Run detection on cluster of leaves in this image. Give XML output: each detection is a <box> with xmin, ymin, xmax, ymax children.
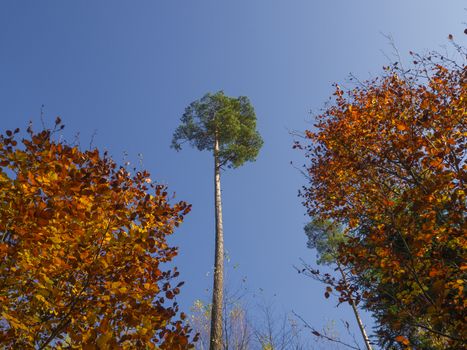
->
<box><xmin>0</xmin><ymin>121</ymin><xmax>195</xmax><ymax>349</ymax></box>
<box><xmin>305</xmin><ymin>219</ymin><xmax>347</xmax><ymax>266</ymax></box>
<box><xmin>302</xmin><ymin>220</ymin><xmax>356</xmax><ymax>303</ymax></box>
<box><xmin>171</xmin><ymin>91</ymin><xmax>263</xmax><ymax>168</ymax></box>
<box><xmin>300</xmin><ymin>54</ymin><xmax>466</xmax><ymax>349</ymax></box>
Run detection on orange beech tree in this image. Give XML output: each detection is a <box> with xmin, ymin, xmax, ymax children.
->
<box><xmin>0</xmin><ymin>120</ymin><xmax>194</xmax><ymax>349</ymax></box>
<box><xmin>299</xmin><ymin>52</ymin><xmax>466</xmax><ymax>349</ymax></box>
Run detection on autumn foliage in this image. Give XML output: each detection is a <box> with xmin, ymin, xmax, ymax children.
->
<box><xmin>0</xmin><ymin>121</ymin><xmax>194</xmax><ymax>349</ymax></box>
<box><xmin>300</xmin><ymin>55</ymin><xmax>466</xmax><ymax>349</ymax></box>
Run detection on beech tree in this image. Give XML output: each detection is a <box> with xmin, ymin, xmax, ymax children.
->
<box><xmin>0</xmin><ymin>121</ymin><xmax>194</xmax><ymax>349</ymax></box>
<box><xmin>172</xmin><ymin>91</ymin><xmax>263</xmax><ymax>350</ymax></box>
<box><xmin>300</xmin><ymin>51</ymin><xmax>466</xmax><ymax>349</ymax></box>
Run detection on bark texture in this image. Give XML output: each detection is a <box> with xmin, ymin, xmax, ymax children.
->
<box><xmin>210</xmin><ymin>136</ymin><xmax>224</xmax><ymax>350</ymax></box>
<box><xmin>338</xmin><ymin>264</ymin><xmax>373</xmax><ymax>350</ymax></box>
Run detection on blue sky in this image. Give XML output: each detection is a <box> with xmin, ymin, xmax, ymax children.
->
<box><xmin>1</xmin><ymin>1</ymin><xmax>465</xmax><ymax>348</ymax></box>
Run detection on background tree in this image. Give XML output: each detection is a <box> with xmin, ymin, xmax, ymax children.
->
<box><xmin>303</xmin><ymin>219</ymin><xmax>373</xmax><ymax>350</ymax></box>
<box><xmin>189</xmin><ymin>293</ymin><xmax>309</xmax><ymax>350</ymax></box>
<box><xmin>251</xmin><ymin>301</ymin><xmax>308</xmax><ymax>350</ymax></box>
<box><xmin>299</xmin><ymin>49</ymin><xmax>466</xmax><ymax>349</ymax></box>
<box><xmin>172</xmin><ymin>91</ymin><xmax>263</xmax><ymax>350</ymax></box>
<box><xmin>190</xmin><ymin>292</ymin><xmax>251</xmax><ymax>350</ymax></box>
<box><xmin>0</xmin><ymin>121</ymin><xmax>194</xmax><ymax>349</ymax></box>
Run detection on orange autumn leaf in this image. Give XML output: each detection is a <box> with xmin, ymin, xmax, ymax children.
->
<box><xmin>395</xmin><ymin>335</ymin><xmax>410</xmax><ymax>345</ymax></box>
<box><xmin>396</xmin><ymin>123</ymin><xmax>408</xmax><ymax>131</ymax></box>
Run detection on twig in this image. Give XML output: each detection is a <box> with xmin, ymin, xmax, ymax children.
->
<box><xmin>292</xmin><ymin>311</ymin><xmax>361</xmax><ymax>350</ymax></box>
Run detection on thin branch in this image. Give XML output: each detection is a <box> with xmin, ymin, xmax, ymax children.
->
<box><xmin>292</xmin><ymin>312</ymin><xmax>361</xmax><ymax>350</ymax></box>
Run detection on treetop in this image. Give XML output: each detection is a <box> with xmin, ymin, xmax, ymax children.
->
<box><xmin>172</xmin><ymin>91</ymin><xmax>263</xmax><ymax>168</ymax></box>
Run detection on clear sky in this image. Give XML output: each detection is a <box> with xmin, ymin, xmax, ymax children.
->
<box><xmin>1</xmin><ymin>1</ymin><xmax>465</xmax><ymax>348</ymax></box>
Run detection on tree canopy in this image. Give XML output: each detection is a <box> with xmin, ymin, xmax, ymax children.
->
<box><xmin>171</xmin><ymin>91</ymin><xmax>263</xmax><ymax>168</ymax></box>
<box><xmin>300</xmin><ymin>54</ymin><xmax>466</xmax><ymax>349</ymax></box>
<box><xmin>304</xmin><ymin>219</ymin><xmax>346</xmax><ymax>266</ymax></box>
<box><xmin>0</xmin><ymin>121</ymin><xmax>194</xmax><ymax>349</ymax></box>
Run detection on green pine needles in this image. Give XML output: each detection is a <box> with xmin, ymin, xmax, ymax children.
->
<box><xmin>171</xmin><ymin>91</ymin><xmax>263</xmax><ymax>168</ymax></box>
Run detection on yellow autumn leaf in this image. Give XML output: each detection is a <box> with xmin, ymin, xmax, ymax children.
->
<box><xmin>34</xmin><ymin>294</ymin><xmax>46</xmax><ymax>303</ymax></box>
<box><xmin>49</xmin><ymin>236</ymin><xmax>61</xmax><ymax>244</ymax></box>
<box><xmin>2</xmin><ymin>312</ymin><xmax>29</xmax><ymax>331</ymax></box>
<box><xmin>43</xmin><ymin>275</ymin><xmax>53</xmax><ymax>285</ymax></box>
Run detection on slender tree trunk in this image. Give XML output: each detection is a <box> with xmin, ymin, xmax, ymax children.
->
<box><xmin>337</xmin><ymin>263</ymin><xmax>373</xmax><ymax>350</ymax></box>
<box><xmin>210</xmin><ymin>135</ymin><xmax>224</xmax><ymax>350</ymax></box>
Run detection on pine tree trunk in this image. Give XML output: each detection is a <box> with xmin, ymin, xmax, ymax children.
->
<box><xmin>210</xmin><ymin>135</ymin><xmax>224</xmax><ymax>350</ymax></box>
<box><xmin>337</xmin><ymin>263</ymin><xmax>373</xmax><ymax>350</ymax></box>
